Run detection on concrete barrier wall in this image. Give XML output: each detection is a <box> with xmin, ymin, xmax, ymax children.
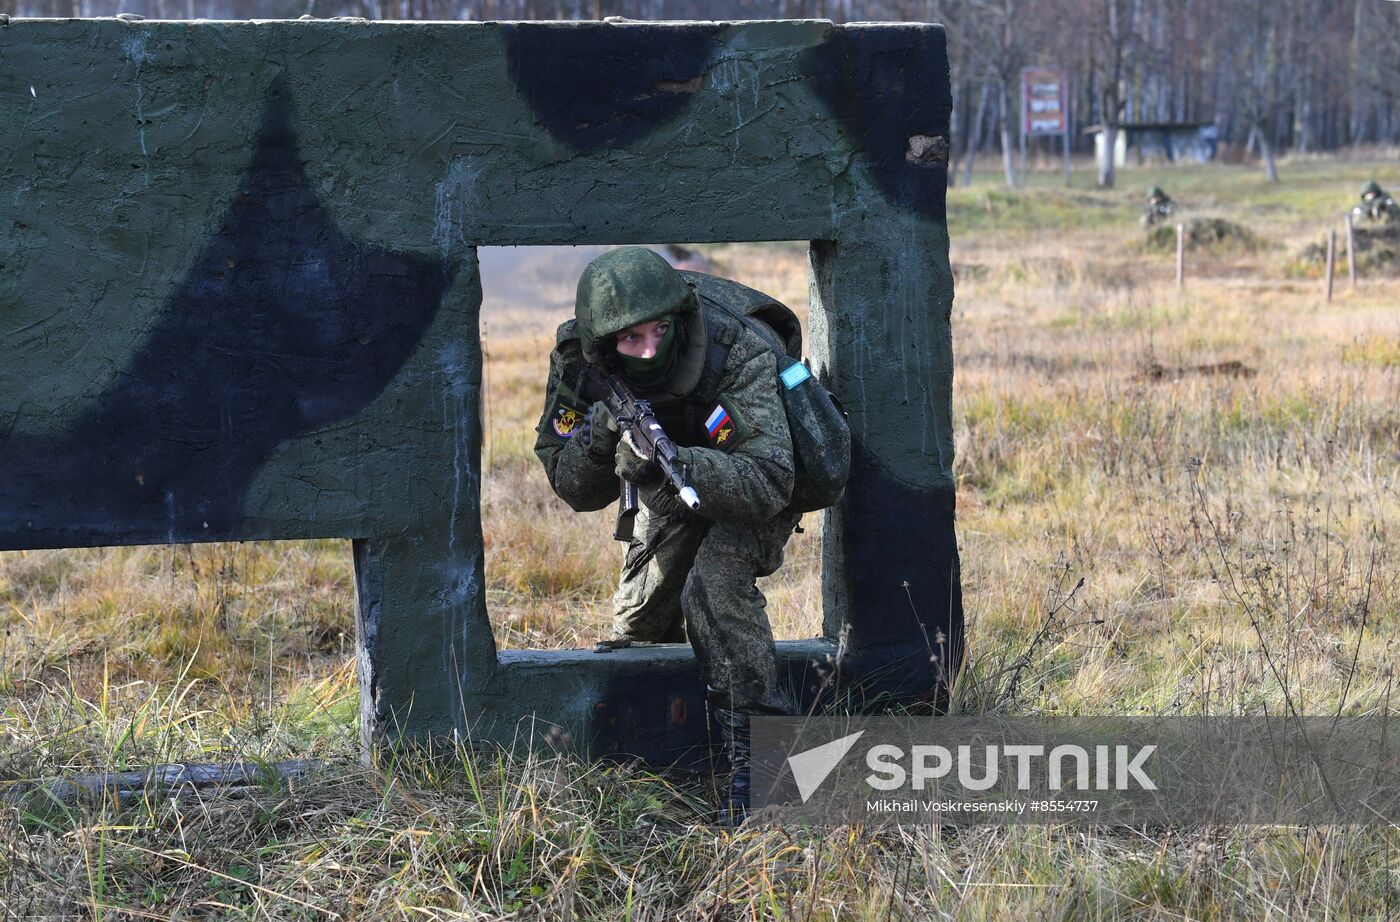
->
<box><xmin>0</xmin><ymin>17</ymin><xmax>961</xmax><ymax>761</ymax></box>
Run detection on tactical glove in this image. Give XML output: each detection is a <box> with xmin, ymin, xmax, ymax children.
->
<box><xmin>578</xmin><ymin>401</ymin><xmax>621</xmax><ymax>461</ymax></box>
<box><xmin>615</xmin><ymin>434</ymin><xmax>664</xmax><ymax>486</ymax></box>
<box><xmin>639</xmin><ymin>481</ymin><xmax>686</xmax><ymax>518</ymax></box>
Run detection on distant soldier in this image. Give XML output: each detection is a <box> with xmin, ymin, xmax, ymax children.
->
<box><xmin>1354</xmin><ymin>181</ymin><xmax>1397</xmax><ymax>224</ymax></box>
<box><xmin>1142</xmin><ymin>186</ymin><xmax>1174</xmax><ymax>226</ymax></box>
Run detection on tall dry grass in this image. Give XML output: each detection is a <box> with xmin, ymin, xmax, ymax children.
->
<box><xmin>2</xmin><ymin>154</ymin><xmax>1399</xmax><ymax>918</ymax></box>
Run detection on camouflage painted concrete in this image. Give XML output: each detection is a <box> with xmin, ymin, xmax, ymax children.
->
<box><xmin>0</xmin><ymin>17</ymin><xmax>962</xmax><ymax>764</ymax></box>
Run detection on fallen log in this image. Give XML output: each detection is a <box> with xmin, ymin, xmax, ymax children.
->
<box><xmin>1</xmin><ymin>759</ymin><xmax>320</xmax><ymax>808</ymax></box>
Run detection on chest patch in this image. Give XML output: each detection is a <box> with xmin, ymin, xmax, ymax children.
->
<box><xmin>704</xmin><ymin>403</ymin><xmax>738</xmax><ymax>449</ymax></box>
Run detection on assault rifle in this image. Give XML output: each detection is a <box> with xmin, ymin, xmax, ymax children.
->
<box><xmin>584</xmin><ymin>369</ymin><xmax>701</xmax><ymax>541</ymax></box>
<box><xmin>1354</xmin><ymin>194</ymin><xmax>1397</xmax><ymax>223</ymax></box>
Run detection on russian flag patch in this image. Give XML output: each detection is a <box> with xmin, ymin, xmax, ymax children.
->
<box><xmin>705</xmin><ymin>403</ymin><xmax>737</xmax><ymax>447</ymax></box>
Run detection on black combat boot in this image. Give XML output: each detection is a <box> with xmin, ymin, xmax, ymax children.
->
<box><xmin>712</xmin><ymin>705</ymin><xmax>752</xmax><ymax>827</ymax></box>
<box><xmin>709</xmin><ymin>685</ymin><xmax>793</xmax><ymax>827</ymax></box>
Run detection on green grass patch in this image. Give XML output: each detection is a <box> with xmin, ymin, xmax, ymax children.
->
<box><xmin>1342</xmin><ymin>335</ymin><xmax>1400</xmax><ymax>368</ymax></box>
<box><xmin>953</xmin><ymin>154</ymin><xmax>1400</xmax><ymax>243</ymax></box>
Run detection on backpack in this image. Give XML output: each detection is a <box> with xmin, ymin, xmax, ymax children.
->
<box><xmin>681</xmin><ymin>271</ymin><xmax>851</xmax><ymax>514</ymax></box>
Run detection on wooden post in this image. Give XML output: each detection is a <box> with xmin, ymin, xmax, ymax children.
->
<box><xmin>1345</xmin><ymin>211</ymin><xmax>1357</xmax><ymax>288</ymax></box>
<box><xmin>1175</xmin><ymin>223</ymin><xmax>1185</xmax><ymax>290</ymax></box>
<box><xmin>1019</xmin><ymin>124</ymin><xmax>1028</xmax><ymax>188</ymax></box>
<box><xmin>1325</xmin><ymin>228</ymin><xmax>1336</xmax><ymax>303</ymax></box>
<box><xmin>1062</xmin><ymin>84</ymin><xmax>1072</xmax><ymax>187</ymax></box>
<box><xmin>1062</xmin><ymin>130</ymin><xmax>1070</xmax><ymax>188</ymax></box>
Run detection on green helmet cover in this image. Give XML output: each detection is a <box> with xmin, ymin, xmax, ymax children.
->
<box><xmin>575</xmin><ymin>247</ymin><xmax>700</xmax><ymax>367</ymax></box>
<box><xmin>1362</xmin><ymin>180</ymin><xmax>1383</xmax><ymax>198</ymax></box>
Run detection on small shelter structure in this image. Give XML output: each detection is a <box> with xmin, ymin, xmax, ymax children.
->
<box><xmin>1087</xmin><ymin>122</ymin><xmax>1219</xmax><ymax>167</ymax></box>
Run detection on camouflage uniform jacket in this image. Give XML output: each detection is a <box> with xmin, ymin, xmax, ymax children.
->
<box><xmin>533</xmin><ymin>303</ymin><xmax>795</xmax><ymax>524</ymax></box>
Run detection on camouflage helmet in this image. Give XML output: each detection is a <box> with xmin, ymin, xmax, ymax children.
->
<box><xmin>575</xmin><ymin>247</ymin><xmax>700</xmax><ymax>367</ymax></box>
<box><xmin>1148</xmin><ymin>186</ymin><xmax>1167</xmax><ymax>201</ymax></box>
<box><xmin>1362</xmin><ymin>180</ymin><xmax>1383</xmax><ymax>199</ymax></box>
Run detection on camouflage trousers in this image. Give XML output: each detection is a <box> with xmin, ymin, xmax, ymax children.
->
<box><xmin>612</xmin><ymin>502</ymin><xmax>800</xmax><ymax>715</ymax></box>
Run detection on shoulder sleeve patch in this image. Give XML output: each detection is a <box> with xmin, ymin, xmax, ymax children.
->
<box><xmin>544</xmin><ymin>392</ymin><xmax>588</xmax><ymax>441</ymax></box>
<box><xmin>703</xmin><ymin>401</ymin><xmax>749</xmax><ymax>450</ymax></box>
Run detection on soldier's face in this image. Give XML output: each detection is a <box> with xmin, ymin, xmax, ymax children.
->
<box><xmin>614</xmin><ymin>318</ymin><xmax>672</xmax><ymax>359</ymax></box>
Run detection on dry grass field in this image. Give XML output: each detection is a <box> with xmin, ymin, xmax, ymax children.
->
<box><xmin>2</xmin><ymin>152</ymin><xmax>1398</xmax><ymax>919</ymax></box>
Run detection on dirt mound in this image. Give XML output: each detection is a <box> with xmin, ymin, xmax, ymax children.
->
<box><xmin>1136</xmin><ymin>359</ymin><xmax>1257</xmax><ymax>382</ymax></box>
<box><xmin>1293</xmin><ymin>221</ymin><xmax>1400</xmax><ymax>277</ymax></box>
<box><xmin>1145</xmin><ymin>218</ymin><xmax>1266</xmax><ymax>255</ymax></box>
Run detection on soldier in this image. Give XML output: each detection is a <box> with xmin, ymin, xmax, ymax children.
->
<box><xmin>1143</xmin><ymin>186</ymin><xmax>1174</xmax><ymax>226</ymax></box>
<box><xmin>1354</xmin><ymin>180</ymin><xmax>1397</xmax><ymax>223</ymax></box>
<box><xmin>533</xmin><ymin>246</ymin><xmax>800</xmax><ymax>825</ymax></box>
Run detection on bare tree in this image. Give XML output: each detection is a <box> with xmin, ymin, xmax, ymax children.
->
<box><xmin>1236</xmin><ymin>0</ymin><xmax>1288</xmax><ymax>182</ymax></box>
<box><xmin>943</xmin><ymin>0</ymin><xmax>1028</xmax><ymax>188</ymax></box>
<box><xmin>960</xmin><ymin>81</ymin><xmax>992</xmax><ymax>187</ymax></box>
<box><xmin>1090</xmin><ymin>0</ymin><xmax>1133</xmax><ymax>188</ymax></box>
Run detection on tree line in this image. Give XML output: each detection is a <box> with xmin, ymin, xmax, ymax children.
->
<box><xmin>935</xmin><ymin>0</ymin><xmax>1400</xmax><ymax>187</ymax></box>
<box><xmin>6</xmin><ymin>0</ymin><xmax>1397</xmax><ymax>187</ymax></box>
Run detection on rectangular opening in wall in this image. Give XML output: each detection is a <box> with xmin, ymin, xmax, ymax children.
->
<box><xmin>477</xmin><ymin>242</ymin><xmax>824</xmax><ymax>650</ymax></box>
<box><xmin>0</xmin><ymin>540</ymin><xmax>359</xmax><ymax>770</ymax></box>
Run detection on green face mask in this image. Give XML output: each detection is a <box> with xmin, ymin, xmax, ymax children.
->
<box><xmin>617</xmin><ymin>315</ymin><xmax>679</xmax><ymax>387</ymax></box>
